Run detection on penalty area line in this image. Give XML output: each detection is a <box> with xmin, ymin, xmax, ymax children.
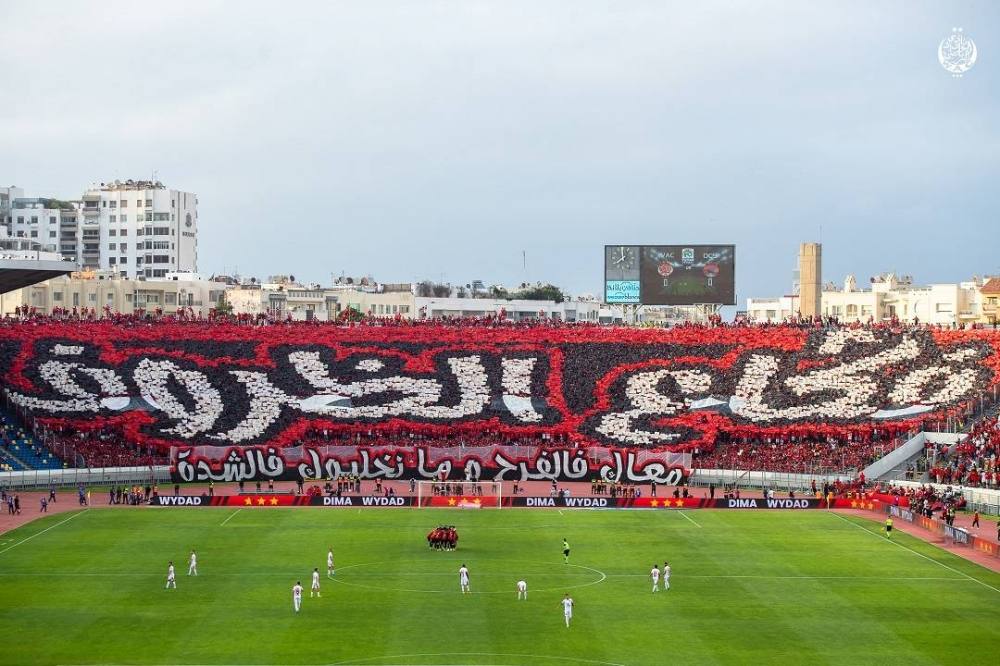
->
<box><xmin>677</xmin><ymin>511</ymin><xmax>701</xmax><ymax>528</ymax></box>
<box><xmin>219</xmin><ymin>509</ymin><xmax>242</xmax><ymax>526</ymax></box>
<box><xmin>0</xmin><ymin>509</ymin><xmax>89</xmax><ymax>556</ymax></box>
<box><xmin>831</xmin><ymin>512</ymin><xmax>1000</xmax><ymax>595</ymax></box>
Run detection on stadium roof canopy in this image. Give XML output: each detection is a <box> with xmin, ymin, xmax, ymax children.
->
<box><xmin>0</xmin><ymin>258</ymin><xmax>75</xmax><ymax>295</ymax></box>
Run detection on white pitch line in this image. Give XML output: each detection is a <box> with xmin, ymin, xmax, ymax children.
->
<box><xmin>0</xmin><ymin>572</ymin><xmax>970</xmax><ymax>583</ymax></box>
<box><xmin>832</xmin><ymin>512</ymin><xmax>1000</xmax><ymax>595</ymax></box>
<box><xmin>219</xmin><ymin>509</ymin><xmax>242</xmax><ymax>526</ymax></box>
<box><xmin>677</xmin><ymin>511</ymin><xmax>701</xmax><ymax>528</ymax></box>
<box><xmin>0</xmin><ymin>509</ymin><xmax>89</xmax><ymax>556</ymax></box>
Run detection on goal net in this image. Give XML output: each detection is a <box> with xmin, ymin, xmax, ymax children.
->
<box><xmin>415</xmin><ymin>480</ymin><xmax>503</xmax><ymax>509</ymax></box>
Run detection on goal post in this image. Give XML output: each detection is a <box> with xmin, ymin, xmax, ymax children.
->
<box><xmin>415</xmin><ymin>480</ymin><xmax>503</xmax><ymax>509</ymax></box>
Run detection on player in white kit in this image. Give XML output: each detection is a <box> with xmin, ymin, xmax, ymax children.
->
<box><xmin>516</xmin><ymin>580</ymin><xmax>527</xmax><ymax>600</ymax></box>
<box><xmin>327</xmin><ymin>547</ymin><xmax>335</xmax><ymax>577</ymax></box>
<box><xmin>650</xmin><ymin>564</ymin><xmax>660</xmax><ymax>592</ymax></box>
<box><xmin>662</xmin><ymin>561</ymin><xmax>671</xmax><ymax>591</ymax></box>
<box><xmin>165</xmin><ymin>561</ymin><xmax>176</xmax><ymax>589</ymax></box>
<box><xmin>292</xmin><ymin>581</ymin><xmax>303</xmax><ymax>613</ymax></box>
<box><xmin>311</xmin><ymin>568</ymin><xmax>321</xmax><ymax>597</ymax></box>
<box><xmin>561</xmin><ymin>594</ymin><xmax>574</xmax><ymax>628</ymax></box>
<box><xmin>459</xmin><ymin>564</ymin><xmax>470</xmax><ymax>594</ymax></box>
<box><xmin>188</xmin><ymin>550</ymin><xmax>198</xmax><ymax>576</ymax></box>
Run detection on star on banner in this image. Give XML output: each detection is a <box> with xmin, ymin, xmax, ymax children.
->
<box><xmin>244</xmin><ymin>497</ymin><xmax>253</xmax><ymax>506</ymax></box>
<box><xmin>270</xmin><ymin>497</ymin><xmax>279</xmax><ymax>505</ymax></box>
<box><xmin>256</xmin><ymin>497</ymin><xmax>266</xmax><ymax>506</ymax></box>
<box><xmin>650</xmin><ymin>499</ymin><xmax>660</xmax><ymax>507</ymax></box>
<box><xmin>447</xmin><ymin>498</ymin><xmax>457</xmax><ymax>506</ymax></box>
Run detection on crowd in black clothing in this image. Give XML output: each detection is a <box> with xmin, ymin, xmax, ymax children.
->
<box><xmin>109</xmin><ymin>484</ymin><xmax>156</xmax><ymax>505</ymax></box>
<box><xmin>2</xmin><ymin>490</ymin><xmax>20</xmax><ymax>515</ymax></box>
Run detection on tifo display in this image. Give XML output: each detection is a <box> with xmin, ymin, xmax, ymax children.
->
<box><xmin>0</xmin><ymin>319</ymin><xmax>997</xmax><ymax>480</ymax></box>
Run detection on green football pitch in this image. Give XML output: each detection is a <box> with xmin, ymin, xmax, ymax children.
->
<box><xmin>1</xmin><ymin>507</ymin><xmax>998</xmax><ymax>666</ymax></box>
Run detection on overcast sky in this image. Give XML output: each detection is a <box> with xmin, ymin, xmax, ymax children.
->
<box><xmin>2</xmin><ymin>1</ymin><xmax>997</xmax><ymax>304</ymax></box>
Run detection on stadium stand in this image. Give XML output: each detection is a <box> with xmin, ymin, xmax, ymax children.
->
<box><xmin>0</xmin><ymin>314</ymin><xmax>998</xmax><ymax>476</ymax></box>
<box><xmin>0</xmin><ymin>411</ymin><xmax>63</xmax><ymax>470</ymax></box>
<box><xmin>925</xmin><ymin>414</ymin><xmax>1000</xmax><ymax>488</ymax></box>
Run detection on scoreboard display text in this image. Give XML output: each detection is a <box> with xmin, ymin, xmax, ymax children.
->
<box><xmin>604</xmin><ymin>245</ymin><xmax>736</xmax><ymax>305</ymax></box>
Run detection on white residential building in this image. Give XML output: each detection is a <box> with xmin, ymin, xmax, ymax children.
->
<box><xmin>226</xmin><ymin>280</ymin><xmax>622</xmax><ymax>323</ymax></box>
<box><xmin>5</xmin><ymin>180</ymin><xmax>198</xmax><ymax>279</ymax></box>
<box><xmin>0</xmin><ymin>271</ymin><xmax>228</xmax><ymax>318</ymax></box>
<box><xmin>747</xmin><ymin>273</ymin><xmax>984</xmax><ymax>327</ymax></box>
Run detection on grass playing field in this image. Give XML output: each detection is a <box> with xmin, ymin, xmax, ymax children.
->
<box><xmin>1</xmin><ymin>507</ymin><xmax>999</xmax><ymax>666</ymax></box>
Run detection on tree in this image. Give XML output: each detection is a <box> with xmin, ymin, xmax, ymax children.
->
<box><xmin>417</xmin><ymin>280</ymin><xmax>434</xmax><ymax>297</ymax></box>
<box><xmin>519</xmin><ymin>284</ymin><xmax>564</xmax><ymax>303</ymax></box>
<box><xmin>215</xmin><ymin>294</ymin><xmax>233</xmax><ymax>316</ymax></box>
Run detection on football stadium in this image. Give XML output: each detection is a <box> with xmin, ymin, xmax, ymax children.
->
<box><xmin>1</xmin><ymin>319</ymin><xmax>999</xmax><ymax>665</ymax></box>
<box><xmin>4</xmin><ymin>3</ymin><xmax>1000</xmax><ymax>665</ymax></box>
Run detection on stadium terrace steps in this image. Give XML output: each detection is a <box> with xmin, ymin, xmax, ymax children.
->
<box><xmin>0</xmin><ymin>411</ymin><xmax>64</xmax><ymax>471</ymax></box>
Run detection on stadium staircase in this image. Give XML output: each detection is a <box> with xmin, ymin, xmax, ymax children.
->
<box><xmin>0</xmin><ymin>410</ymin><xmax>65</xmax><ymax>471</ymax></box>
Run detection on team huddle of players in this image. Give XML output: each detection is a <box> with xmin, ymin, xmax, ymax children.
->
<box><xmin>427</xmin><ymin>525</ymin><xmax>459</xmax><ymax>550</ymax></box>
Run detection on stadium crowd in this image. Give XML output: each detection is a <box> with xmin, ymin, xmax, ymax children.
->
<box><xmin>925</xmin><ymin>415</ymin><xmax>1000</xmax><ymax>488</ymax></box>
<box><xmin>0</xmin><ymin>312</ymin><xmax>997</xmax><ymax>476</ymax></box>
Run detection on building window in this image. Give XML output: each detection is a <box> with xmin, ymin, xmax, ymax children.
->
<box><xmin>49</xmin><ymin>216</ymin><xmax>56</xmax><ymax>224</ymax></box>
<box><xmin>109</xmin><ymin>229</ymin><xmax>117</xmax><ymax>237</ymax></box>
<box><xmin>120</xmin><ymin>228</ymin><xmax>128</xmax><ymax>236</ymax></box>
<box><xmin>119</xmin><ymin>257</ymin><xmax>128</xmax><ymax>264</ymax></box>
<box><xmin>120</xmin><ymin>214</ymin><xmax>127</xmax><ymax>222</ymax></box>
<box><xmin>53</xmin><ymin>292</ymin><xmax>63</xmax><ymax>302</ymax></box>
<box><xmin>49</xmin><ymin>231</ymin><xmax>56</xmax><ymax>238</ymax></box>
<box><xmin>109</xmin><ymin>215</ymin><xmax>116</xmax><ymax>223</ymax></box>
<box><xmin>136</xmin><ymin>200</ymin><xmax>142</xmax><ymax>207</ymax></box>
<box><xmin>31</xmin><ymin>216</ymin><xmax>38</xmax><ymax>224</ymax></box>
<box><xmin>16</xmin><ymin>216</ymin><xmax>23</xmax><ymax>224</ymax></box>
<box><xmin>109</xmin><ymin>243</ymin><xmax>116</xmax><ymax>250</ymax></box>
<box><xmin>30</xmin><ymin>230</ymin><xmax>38</xmax><ymax>238</ymax></box>
<box><xmin>109</xmin><ymin>257</ymin><xmax>117</xmax><ymax>265</ymax></box>
<box><xmin>120</xmin><ymin>200</ymin><xmax>127</xmax><ymax>207</ymax></box>
<box><xmin>109</xmin><ymin>201</ymin><xmax>117</xmax><ymax>208</ymax></box>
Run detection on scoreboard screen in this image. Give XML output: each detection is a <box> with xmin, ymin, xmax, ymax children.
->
<box><xmin>604</xmin><ymin>245</ymin><xmax>736</xmax><ymax>305</ymax></box>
